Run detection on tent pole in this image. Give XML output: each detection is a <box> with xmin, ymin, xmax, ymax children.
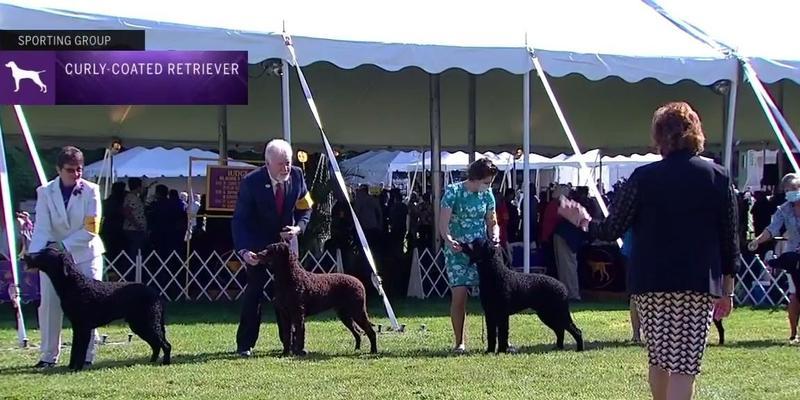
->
<box><xmin>468</xmin><ymin>74</ymin><xmax>477</xmax><ymax>164</ymax></box>
<box><xmin>218</xmin><ymin>105</ymin><xmax>228</xmax><ymax>166</ymax></box>
<box><xmin>282</xmin><ymin>59</ymin><xmax>292</xmax><ymax>143</ymax></box>
<box><xmin>722</xmin><ymin>66</ymin><xmax>740</xmax><ymax>173</ymax></box>
<box><xmin>522</xmin><ymin>70</ymin><xmax>531</xmax><ymax>274</ymax></box>
<box><xmin>430</xmin><ymin>74</ymin><xmax>442</xmax><ymax>253</ymax></box>
<box><xmin>422</xmin><ymin>152</ymin><xmax>427</xmax><ymax>193</ymax></box>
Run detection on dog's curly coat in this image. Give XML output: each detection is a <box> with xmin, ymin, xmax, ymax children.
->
<box><xmin>25</xmin><ymin>247</ymin><xmax>171</xmax><ymax>370</ymax></box>
<box><xmin>461</xmin><ymin>238</ymin><xmax>584</xmax><ymax>353</ymax></box>
<box><xmin>257</xmin><ymin>242</ymin><xmax>377</xmax><ymax>355</ymax></box>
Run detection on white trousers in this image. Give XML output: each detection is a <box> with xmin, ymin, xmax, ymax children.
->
<box><xmin>38</xmin><ymin>256</ymin><xmax>104</xmax><ymax>364</ymax></box>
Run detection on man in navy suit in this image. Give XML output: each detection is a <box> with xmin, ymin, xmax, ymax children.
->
<box><xmin>232</xmin><ymin>139</ymin><xmax>313</xmax><ymax>357</ymax></box>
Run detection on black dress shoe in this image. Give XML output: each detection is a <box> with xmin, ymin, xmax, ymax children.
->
<box><xmin>34</xmin><ymin>361</ymin><xmax>55</xmax><ymax>369</ymax></box>
<box><xmin>237</xmin><ymin>349</ymin><xmax>252</xmax><ymax>357</ymax></box>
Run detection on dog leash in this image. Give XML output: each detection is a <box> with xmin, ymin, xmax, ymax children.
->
<box><xmin>281</xmin><ymin>33</ymin><xmax>400</xmax><ymax>331</ymax></box>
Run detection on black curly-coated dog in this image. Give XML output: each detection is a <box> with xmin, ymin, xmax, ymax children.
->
<box><xmin>460</xmin><ymin>238</ymin><xmax>584</xmax><ymax>353</ymax></box>
<box><xmin>256</xmin><ymin>242</ymin><xmax>377</xmax><ymax>356</ymax></box>
<box><xmin>25</xmin><ymin>247</ymin><xmax>171</xmax><ymax>370</ymax></box>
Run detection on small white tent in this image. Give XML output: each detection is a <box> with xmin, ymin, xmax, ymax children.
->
<box><xmin>340</xmin><ymin>150</ymin><xmax>422</xmax><ymax>186</ymax></box>
<box><xmin>83</xmin><ymin>146</ymin><xmax>255</xmax><ymax>194</ymax></box>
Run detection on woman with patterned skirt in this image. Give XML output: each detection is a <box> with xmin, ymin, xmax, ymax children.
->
<box><xmin>439</xmin><ymin>158</ymin><xmax>500</xmax><ymax>354</ymax></box>
<box><xmin>559</xmin><ymin>102</ymin><xmax>738</xmax><ymax>400</ymax></box>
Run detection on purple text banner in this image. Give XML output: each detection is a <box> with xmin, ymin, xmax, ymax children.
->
<box><xmin>0</xmin><ymin>50</ymin><xmax>248</xmax><ymax>105</ymax></box>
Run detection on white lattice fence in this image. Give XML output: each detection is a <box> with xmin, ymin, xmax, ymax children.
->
<box><xmin>102</xmin><ymin>251</ymin><xmax>138</xmax><ymax>283</ymax></box>
<box><xmin>408</xmin><ymin>247</ymin><xmax>493</xmax><ymax>298</ymax></box>
<box><xmin>408</xmin><ymin>248</ymin><xmax>794</xmax><ymax>304</ymax></box>
<box><xmin>103</xmin><ymin>249</ymin><xmax>343</xmax><ymax>301</ymax></box>
<box><xmin>185</xmin><ymin>250</ymin><xmax>247</xmax><ymax>301</ymax></box>
<box><xmin>735</xmin><ymin>255</ymin><xmax>792</xmax><ymax>306</ymax></box>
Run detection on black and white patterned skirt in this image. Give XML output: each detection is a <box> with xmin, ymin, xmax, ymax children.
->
<box><xmin>632</xmin><ymin>291</ymin><xmax>714</xmax><ymax>376</ymax></box>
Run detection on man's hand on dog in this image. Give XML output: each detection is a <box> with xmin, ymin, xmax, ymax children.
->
<box><xmin>240</xmin><ymin>250</ymin><xmax>259</xmax><ymax>266</ymax></box>
<box><xmin>280</xmin><ymin>226</ymin><xmax>301</xmax><ymax>241</ymax></box>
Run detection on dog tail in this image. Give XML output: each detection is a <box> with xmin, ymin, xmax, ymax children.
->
<box><xmin>158</xmin><ymin>297</ymin><xmax>167</xmax><ymax>333</ymax></box>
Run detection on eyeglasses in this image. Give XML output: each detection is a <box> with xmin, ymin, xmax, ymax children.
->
<box><xmin>60</xmin><ymin>166</ymin><xmax>83</xmax><ymax>174</ymax></box>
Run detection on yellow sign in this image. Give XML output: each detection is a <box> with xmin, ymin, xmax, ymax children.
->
<box><xmin>297</xmin><ymin>150</ymin><xmax>308</xmax><ymax>163</ymax></box>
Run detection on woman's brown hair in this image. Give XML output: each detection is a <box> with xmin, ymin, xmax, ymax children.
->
<box><xmin>467</xmin><ymin>158</ymin><xmax>498</xmax><ymax>181</ymax></box>
<box><xmin>651</xmin><ymin>102</ymin><xmax>705</xmax><ymax>156</ymax></box>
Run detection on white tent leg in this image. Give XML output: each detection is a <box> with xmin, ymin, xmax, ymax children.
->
<box><xmin>282</xmin><ymin>59</ymin><xmax>291</xmax><ymax>143</ymax></box>
<box><xmin>522</xmin><ymin>70</ymin><xmax>531</xmax><ymax>274</ymax></box>
<box><xmin>722</xmin><ymin>69</ymin><xmax>740</xmax><ymax>173</ymax></box>
<box><xmin>0</xmin><ymin>110</ymin><xmax>28</xmax><ymax>347</ymax></box>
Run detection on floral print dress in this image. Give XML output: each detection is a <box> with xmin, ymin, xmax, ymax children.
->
<box><xmin>441</xmin><ymin>182</ymin><xmax>496</xmax><ymax>287</ymax></box>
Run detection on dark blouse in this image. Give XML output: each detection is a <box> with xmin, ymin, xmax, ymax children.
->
<box><xmin>587</xmin><ymin>151</ymin><xmax>739</xmax><ymax>296</ymax></box>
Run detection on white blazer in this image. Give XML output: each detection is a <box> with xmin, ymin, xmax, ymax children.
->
<box><xmin>29</xmin><ymin>177</ymin><xmax>105</xmax><ymax>264</ymax></box>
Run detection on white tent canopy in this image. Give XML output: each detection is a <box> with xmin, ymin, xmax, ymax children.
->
<box><xmin>409</xmin><ymin>151</ymin><xmax>501</xmax><ymax>172</ymax></box>
<box><xmin>83</xmin><ymin>146</ymin><xmax>254</xmax><ymax>178</ymax></box>
<box><xmin>0</xmin><ymin>0</ymin><xmax>736</xmax><ymax>83</ymax></box>
<box><xmin>655</xmin><ymin>0</ymin><xmax>800</xmax><ymax>83</ymax></box>
<box><xmin>340</xmin><ymin>150</ymin><xmax>422</xmax><ymax>186</ymax></box>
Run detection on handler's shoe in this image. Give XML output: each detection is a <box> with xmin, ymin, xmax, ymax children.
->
<box><xmin>33</xmin><ymin>361</ymin><xmax>55</xmax><ymax>369</ymax></box>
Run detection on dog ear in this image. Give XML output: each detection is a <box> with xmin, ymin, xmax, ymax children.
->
<box><xmin>22</xmin><ymin>253</ymin><xmax>35</xmax><ymax>265</ymax></box>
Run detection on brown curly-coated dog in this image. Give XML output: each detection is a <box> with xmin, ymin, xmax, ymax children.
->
<box><xmin>257</xmin><ymin>242</ymin><xmax>377</xmax><ymax>356</ymax></box>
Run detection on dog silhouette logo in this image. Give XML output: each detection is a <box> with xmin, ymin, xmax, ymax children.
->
<box><xmin>4</xmin><ymin>61</ymin><xmax>47</xmax><ymax>93</ymax></box>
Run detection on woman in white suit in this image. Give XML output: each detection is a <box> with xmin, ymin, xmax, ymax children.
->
<box><xmin>28</xmin><ymin>146</ymin><xmax>105</xmax><ymax>368</ymax></box>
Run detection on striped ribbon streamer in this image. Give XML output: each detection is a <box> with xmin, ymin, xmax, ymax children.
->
<box><xmin>741</xmin><ymin>63</ymin><xmax>800</xmax><ymax>172</ymax></box>
<box><xmin>0</xmin><ymin>114</ymin><xmax>28</xmax><ymax>346</ymax></box>
<box><xmin>530</xmin><ymin>52</ymin><xmax>622</xmax><ymax>247</ymax></box>
<box><xmin>282</xmin><ymin>34</ymin><xmax>400</xmax><ymax>330</ymax></box>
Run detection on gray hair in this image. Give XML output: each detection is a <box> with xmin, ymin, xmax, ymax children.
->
<box><xmin>264</xmin><ymin>139</ymin><xmax>293</xmax><ymax>161</ymax></box>
<box><xmin>781</xmin><ymin>173</ymin><xmax>800</xmax><ymax>191</ymax></box>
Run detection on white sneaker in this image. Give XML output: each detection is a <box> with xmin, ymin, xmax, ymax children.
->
<box><xmin>452</xmin><ymin>344</ymin><xmax>466</xmax><ymax>354</ymax></box>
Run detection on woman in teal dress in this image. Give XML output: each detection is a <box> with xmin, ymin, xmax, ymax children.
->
<box><xmin>439</xmin><ymin>158</ymin><xmax>500</xmax><ymax>353</ymax></box>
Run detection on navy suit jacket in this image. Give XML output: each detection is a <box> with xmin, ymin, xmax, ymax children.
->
<box><xmin>232</xmin><ymin>166</ymin><xmax>313</xmax><ymax>253</ymax></box>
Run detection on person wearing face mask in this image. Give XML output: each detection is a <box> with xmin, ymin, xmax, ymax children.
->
<box><xmin>439</xmin><ymin>158</ymin><xmax>500</xmax><ymax>354</ymax></box>
<box><xmin>28</xmin><ymin>146</ymin><xmax>105</xmax><ymax>368</ymax></box>
<box><xmin>748</xmin><ymin>173</ymin><xmax>800</xmax><ymax>343</ymax></box>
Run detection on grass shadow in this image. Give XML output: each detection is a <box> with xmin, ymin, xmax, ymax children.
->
<box><xmin>719</xmin><ymin>339</ymin><xmax>795</xmax><ymax>349</ymax></box>
<box><xmin>0</xmin><ymin>350</ymin><xmax>242</xmax><ymax>376</ymax></box>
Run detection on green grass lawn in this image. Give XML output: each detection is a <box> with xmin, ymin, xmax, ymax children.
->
<box><xmin>0</xmin><ymin>299</ymin><xmax>797</xmax><ymax>400</ymax></box>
